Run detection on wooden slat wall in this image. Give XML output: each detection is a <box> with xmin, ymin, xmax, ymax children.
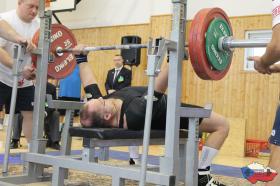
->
<box><xmin>71</xmin><ymin>14</ymin><xmax>280</xmax><ymax>140</ymax></box>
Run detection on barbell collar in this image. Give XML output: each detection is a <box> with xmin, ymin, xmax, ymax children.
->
<box><xmin>219</xmin><ymin>36</ymin><xmax>270</xmax><ymax>51</ymax></box>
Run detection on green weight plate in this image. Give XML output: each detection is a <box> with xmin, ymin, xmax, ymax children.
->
<box><xmin>205</xmin><ymin>18</ymin><xmax>232</xmax><ymax>71</ymax></box>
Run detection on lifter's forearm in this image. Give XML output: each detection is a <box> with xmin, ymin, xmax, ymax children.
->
<box><xmin>154</xmin><ymin>62</ymin><xmax>168</xmax><ymax>93</ymax></box>
<box><xmin>78</xmin><ymin>63</ymin><xmax>98</xmax><ymax>87</ymax></box>
<box><xmin>0</xmin><ymin>20</ymin><xmax>22</xmax><ymax>44</ymax></box>
<box><xmin>261</xmin><ymin>24</ymin><xmax>280</xmax><ymax>66</ymax></box>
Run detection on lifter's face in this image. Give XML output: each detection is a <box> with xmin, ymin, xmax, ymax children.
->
<box><xmin>87</xmin><ymin>97</ymin><xmax>105</xmax><ymax>115</ymax></box>
<box><xmin>18</xmin><ymin>0</ymin><xmax>39</xmax><ymax>23</ymax></box>
<box><xmin>81</xmin><ymin>97</ymin><xmax>118</xmax><ymax>128</ymax></box>
<box><xmin>81</xmin><ymin>98</ymin><xmax>105</xmax><ymax>127</ymax></box>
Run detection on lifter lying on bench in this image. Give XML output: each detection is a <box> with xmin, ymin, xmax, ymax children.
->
<box><xmin>73</xmin><ymin>45</ymin><xmax>229</xmax><ymax>186</ymax></box>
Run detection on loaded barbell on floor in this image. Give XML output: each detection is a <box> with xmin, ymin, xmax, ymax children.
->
<box><xmin>31</xmin><ymin>7</ymin><xmax>271</xmax><ymax>80</ymax></box>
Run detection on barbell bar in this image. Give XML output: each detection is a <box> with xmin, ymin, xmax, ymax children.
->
<box><xmin>31</xmin><ymin>8</ymin><xmax>271</xmax><ymax>80</ymax></box>
<box><xmin>219</xmin><ymin>36</ymin><xmax>270</xmax><ymax>51</ymax></box>
<box><xmin>56</xmin><ymin>36</ymin><xmax>270</xmax><ymax>55</ymax></box>
<box><xmin>56</xmin><ymin>44</ymin><xmax>150</xmax><ymax>54</ymax></box>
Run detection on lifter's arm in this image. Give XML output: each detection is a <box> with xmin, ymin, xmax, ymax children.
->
<box><xmin>154</xmin><ymin>62</ymin><xmax>168</xmax><ymax>94</ymax></box>
<box><xmin>73</xmin><ymin>45</ymin><xmax>98</xmax><ymax>87</ymax></box>
<box><xmin>78</xmin><ymin>62</ymin><xmax>98</xmax><ymax>87</ymax></box>
<box><xmin>76</xmin><ymin>45</ymin><xmax>169</xmax><ymax>93</ymax></box>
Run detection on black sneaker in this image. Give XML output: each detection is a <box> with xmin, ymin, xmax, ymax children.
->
<box><xmin>46</xmin><ymin>141</ymin><xmax>61</xmax><ymax>150</ymax></box>
<box><xmin>129</xmin><ymin>158</ymin><xmax>141</xmax><ymax>165</ymax></box>
<box><xmin>129</xmin><ymin>158</ymin><xmax>136</xmax><ymax>165</ymax></box>
<box><xmin>10</xmin><ymin>140</ymin><xmax>21</xmax><ymax>149</ymax></box>
<box><xmin>198</xmin><ymin>166</ymin><xmax>226</xmax><ymax>186</ymax></box>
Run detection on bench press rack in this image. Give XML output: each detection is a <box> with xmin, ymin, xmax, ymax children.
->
<box><xmin>0</xmin><ymin>0</ymin><xmax>212</xmax><ymax>185</ymax></box>
<box><xmin>24</xmin><ymin>96</ymin><xmax>210</xmax><ymax>186</ymax></box>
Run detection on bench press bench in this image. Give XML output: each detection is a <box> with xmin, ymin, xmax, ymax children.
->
<box><xmin>69</xmin><ymin>127</ymin><xmax>188</xmax><ymax>162</ymax></box>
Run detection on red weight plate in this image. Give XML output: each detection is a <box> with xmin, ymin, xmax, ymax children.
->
<box><xmin>32</xmin><ymin>24</ymin><xmax>77</xmax><ymax>79</ymax></box>
<box><xmin>189</xmin><ymin>8</ymin><xmax>211</xmax><ymax>80</ymax></box>
<box><xmin>189</xmin><ymin>8</ymin><xmax>233</xmax><ymax>80</ymax></box>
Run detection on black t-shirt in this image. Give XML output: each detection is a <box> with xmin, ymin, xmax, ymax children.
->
<box><xmin>104</xmin><ymin>86</ymin><xmax>167</xmax><ymax>130</ymax></box>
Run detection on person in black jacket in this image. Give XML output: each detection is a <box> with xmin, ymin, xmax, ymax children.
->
<box><xmin>105</xmin><ymin>55</ymin><xmax>132</xmax><ymax>94</ymax></box>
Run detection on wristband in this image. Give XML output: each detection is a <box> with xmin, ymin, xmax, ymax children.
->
<box><xmin>75</xmin><ymin>54</ymin><xmax>88</xmax><ymax>64</ymax></box>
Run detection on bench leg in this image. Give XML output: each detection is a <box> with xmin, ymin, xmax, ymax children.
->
<box><xmin>52</xmin><ymin>166</ymin><xmax>66</xmax><ymax>186</ymax></box>
<box><xmin>112</xmin><ymin>176</ymin><xmax>125</xmax><ymax>186</ymax></box>
<box><xmin>185</xmin><ymin>118</ymin><xmax>199</xmax><ymax>186</ymax></box>
<box><xmin>99</xmin><ymin>147</ymin><xmax>109</xmax><ymax>161</ymax></box>
<box><xmin>179</xmin><ymin>143</ymin><xmax>187</xmax><ymax>181</ymax></box>
<box><xmin>82</xmin><ymin>147</ymin><xmax>97</xmax><ymax>162</ymax></box>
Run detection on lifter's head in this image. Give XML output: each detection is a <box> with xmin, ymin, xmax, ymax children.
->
<box><xmin>80</xmin><ymin>97</ymin><xmax>117</xmax><ymax>128</ymax></box>
<box><xmin>17</xmin><ymin>0</ymin><xmax>39</xmax><ymax>23</ymax></box>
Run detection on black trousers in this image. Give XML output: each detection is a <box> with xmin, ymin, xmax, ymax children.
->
<box><xmin>12</xmin><ymin>111</ymin><xmax>60</xmax><ymax>142</ymax></box>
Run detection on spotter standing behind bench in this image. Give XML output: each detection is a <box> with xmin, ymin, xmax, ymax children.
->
<box><xmin>72</xmin><ymin>45</ymin><xmax>229</xmax><ymax>186</ymax></box>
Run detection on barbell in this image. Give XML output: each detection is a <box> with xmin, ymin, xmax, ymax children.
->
<box><xmin>31</xmin><ymin>7</ymin><xmax>270</xmax><ymax>80</ymax></box>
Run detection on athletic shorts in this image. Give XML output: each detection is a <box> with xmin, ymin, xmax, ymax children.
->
<box><xmin>0</xmin><ymin>82</ymin><xmax>34</xmax><ymax>114</ymax></box>
<box><xmin>269</xmin><ymin>105</ymin><xmax>280</xmax><ymax>146</ymax></box>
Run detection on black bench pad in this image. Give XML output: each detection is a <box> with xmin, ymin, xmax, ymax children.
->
<box><xmin>69</xmin><ymin>127</ymin><xmax>188</xmax><ymax>140</ymax></box>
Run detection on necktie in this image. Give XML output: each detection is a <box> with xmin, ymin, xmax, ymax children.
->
<box><xmin>113</xmin><ymin>69</ymin><xmax>119</xmax><ymax>82</ymax></box>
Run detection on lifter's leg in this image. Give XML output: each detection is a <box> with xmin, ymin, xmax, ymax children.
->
<box><xmin>198</xmin><ymin>112</ymin><xmax>229</xmax><ymax>168</ymax></box>
<box><xmin>199</xmin><ymin>112</ymin><xmax>229</xmax><ymax>149</ymax></box>
<box><xmin>154</xmin><ymin>63</ymin><xmax>168</xmax><ymax>94</ymax></box>
<box><xmin>197</xmin><ymin>112</ymin><xmax>229</xmax><ymax>186</ymax></box>
<box><xmin>129</xmin><ymin>146</ymin><xmax>140</xmax><ymax>165</ymax></box>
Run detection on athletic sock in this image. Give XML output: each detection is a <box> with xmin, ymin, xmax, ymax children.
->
<box><xmin>129</xmin><ymin>146</ymin><xmax>140</xmax><ymax>159</ymax></box>
<box><xmin>199</xmin><ymin>146</ymin><xmax>218</xmax><ymax>169</ymax></box>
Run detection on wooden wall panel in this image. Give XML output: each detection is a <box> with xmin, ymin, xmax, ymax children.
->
<box><xmin>70</xmin><ymin>14</ymin><xmax>280</xmax><ymax>141</ymax></box>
